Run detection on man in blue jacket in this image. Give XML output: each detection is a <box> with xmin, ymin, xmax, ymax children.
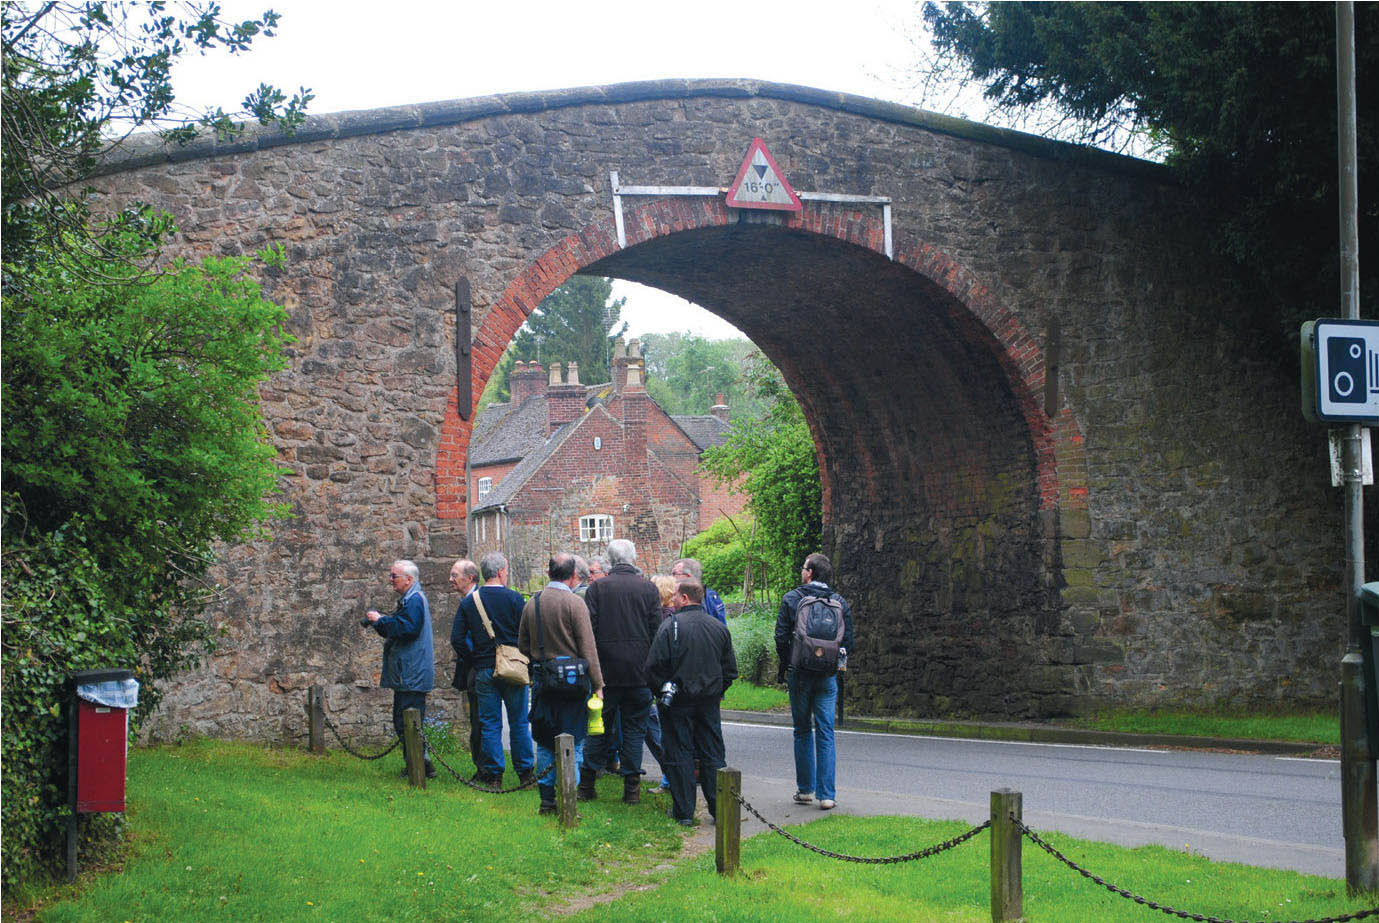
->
<box><xmin>672</xmin><ymin>558</ymin><xmax>727</xmax><ymax>624</ymax></box>
<box><xmin>366</xmin><ymin>559</ymin><xmax>435</xmax><ymax>779</ymax></box>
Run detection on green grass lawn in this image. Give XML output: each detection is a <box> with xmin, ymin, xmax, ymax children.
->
<box><xmin>722</xmin><ymin>676</ymin><xmax>1338</xmax><ymax>746</ymax></box>
<box><xmin>721</xmin><ymin>681</ymin><xmax>789</xmax><ymax>712</ymax></box>
<box><xmin>567</xmin><ymin>815</ymin><xmax>1371</xmax><ymax>922</ymax></box>
<box><xmin>21</xmin><ymin>738</ymin><xmax>1372</xmax><ymax>922</ymax></box>
<box><xmin>1064</xmin><ymin>708</ymin><xmax>1338</xmax><ymax>745</ymax></box>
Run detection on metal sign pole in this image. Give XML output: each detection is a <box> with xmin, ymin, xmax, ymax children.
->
<box><xmin>1335</xmin><ymin>0</ymin><xmax>1377</xmax><ymax>894</ymax></box>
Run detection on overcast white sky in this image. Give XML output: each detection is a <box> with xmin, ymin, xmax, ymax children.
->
<box><xmin>171</xmin><ymin>0</ymin><xmax>938</xmax><ymax>339</ymax></box>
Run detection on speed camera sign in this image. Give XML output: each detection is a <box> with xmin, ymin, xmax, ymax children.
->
<box><xmin>1303</xmin><ymin>319</ymin><xmax>1379</xmax><ymax>423</ymax></box>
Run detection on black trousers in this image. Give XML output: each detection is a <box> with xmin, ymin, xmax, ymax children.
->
<box><xmin>660</xmin><ymin>697</ymin><xmax>726</xmax><ymax>822</ymax></box>
<box><xmin>583</xmin><ymin>685</ymin><xmax>652</xmax><ymax>777</ymax></box>
<box><xmin>391</xmin><ymin>690</ymin><xmax>429</xmax><ymax>764</ymax></box>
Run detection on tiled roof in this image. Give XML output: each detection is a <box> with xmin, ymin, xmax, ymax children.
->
<box><xmin>468</xmin><ymin>397</ymin><xmax>549</xmax><ymax>466</ymax></box>
<box><xmin>671</xmin><ymin>414</ymin><xmax>731</xmax><ymax>451</ymax></box>
<box><xmin>473</xmin><ymin>421</ymin><xmax>575</xmax><ymax>512</ymax></box>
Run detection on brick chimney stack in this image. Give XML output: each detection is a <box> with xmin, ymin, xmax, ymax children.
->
<box><xmin>621</xmin><ymin>349</ymin><xmax>650</xmax><ymax>524</ymax></box>
<box><xmin>509</xmin><ymin>360</ymin><xmax>546</xmax><ymax>405</ymax></box>
<box><xmin>710</xmin><ymin>393</ymin><xmax>730</xmax><ymax>423</ymax></box>
<box><xmin>611</xmin><ymin>337</ymin><xmax>630</xmax><ymax>393</ymax></box>
<box><xmin>547</xmin><ymin>362</ymin><xmax>586</xmax><ymax>433</ymax></box>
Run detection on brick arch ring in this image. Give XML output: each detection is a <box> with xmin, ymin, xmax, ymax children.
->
<box><xmin>435</xmin><ymin>196</ymin><xmax>1087</xmax><ymax>521</ymax></box>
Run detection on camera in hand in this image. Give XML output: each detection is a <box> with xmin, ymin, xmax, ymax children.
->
<box><xmin>658</xmin><ymin>681</ymin><xmax>677</xmax><ymax>708</ymax></box>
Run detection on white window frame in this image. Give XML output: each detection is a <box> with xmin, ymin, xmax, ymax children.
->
<box><xmin>579</xmin><ymin>514</ymin><xmax>614</xmax><ymax>543</ymax></box>
<box><xmin>477</xmin><ymin>476</ymin><xmax>492</xmax><ymax>499</ymax></box>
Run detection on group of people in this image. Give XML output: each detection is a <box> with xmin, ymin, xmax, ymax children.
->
<box><xmin>365</xmin><ymin>542</ymin><xmax>852</xmax><ymax>824</ymax></box>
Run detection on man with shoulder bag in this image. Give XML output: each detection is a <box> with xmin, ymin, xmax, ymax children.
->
<box><xmin>775</xmin><ymin>552</ymin><xmax>853</xmax><ymax>811</ymax></box>
<box><xmin>454</xmin><ymin>552</ymin><xmax>535</xmax><ymax>787</ymax></box>
<box><xmin>517</xmin><ymin>552</ymin><xmax>604</xmax><ymax>815</ymax></box>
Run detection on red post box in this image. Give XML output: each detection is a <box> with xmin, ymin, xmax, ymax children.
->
<box><xmin>71</xmin><ymin>669</ymin><xmax>137</xmax><ymax>813</ymax></box>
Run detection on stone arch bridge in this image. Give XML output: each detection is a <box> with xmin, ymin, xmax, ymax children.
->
<box><xmin>91</xmin><ymin>79</ymin><xmax>1343</xmax><ymax>740</ymax></box>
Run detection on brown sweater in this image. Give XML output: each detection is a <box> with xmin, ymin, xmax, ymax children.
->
<box><xmin>517</xmin><ymin>586</ymin><xmax>604</xmax><ymax>692</ymax></box>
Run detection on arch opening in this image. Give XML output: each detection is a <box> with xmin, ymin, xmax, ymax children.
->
<box><xmin>585</xmin><ymin>222</ymin><xmax>1065</xmax><ymax>717</ymax></box>
<box><xmin>440</xmin><ymin>199</ymin><xmax>1073</xmax><ymax>718</ymax></box>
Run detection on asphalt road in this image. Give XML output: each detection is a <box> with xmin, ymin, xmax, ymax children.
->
<box><xmin>686</xmin><ymin>719</ymin><xmax>1345</xmax><ymax>877</ymax></box>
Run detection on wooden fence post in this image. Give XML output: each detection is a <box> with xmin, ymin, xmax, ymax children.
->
<box><xmin>990</xmin><ymin>789</ymin><xmax>1023</xmax><ymax>922</ymax></box>
<box><xmin>716</xmin><ymin>767</ymin><xmax>741</xmax><ymax>875</ymax></box>
<box><xmin>403</xmin><ymin>708</ymin><xmax>425</xmax><ymax>789</ymax></box>
<box><xmin>307</xmin><ymin>686</ymin><xmax>325</xmax><ymax>754</ymax></box>
<box><xmin>555</xmin><ymin>733</ymin><xmax>578</xmax><ymax>829</ymax></box>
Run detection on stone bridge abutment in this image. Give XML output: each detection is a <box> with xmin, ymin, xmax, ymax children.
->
<box><xmin>87</xmin><ymin>79</ymin><xmax>1343</xmax><ymax>740</ymax></box>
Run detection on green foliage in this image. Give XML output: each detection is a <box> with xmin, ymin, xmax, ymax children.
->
<box><xmin>509</xmin><ymin>276</ymin><xmax>627</xmax><ymax>387</ymax></box>
<box><xmin>701</xmin><ymin>355</ymin><xmax>821</xmax><ymax>588</ymax></box>
<box><xmin>921</xmin><ymin>2</ymin><xmax>1378</xmax><ymax>333</ymax></box>
<box><xmin>2</xmin><ymin>2</ymin><xmax>312</xmax><ymax>279</ymax></box>
<box><xmin>640</xmin><ymin>333</ymin><xmax>755</xmax><ymax>416</ymax></box>
<box><xmin>1</xmin><ymin>246</ymin><xmax>292</xmax><ymax>888</ymax></box>
<box><xmin>725</xmin><ymin>603</ymin><xmax>781</xmax><ymax>687</ymax></box>
<box><xmin>683</xmin><ymin>513</ymin><xmax>759</xmax><ymax>592</ymax></box>
<box><xmin>477</xmin><ymin>340</ymin><xmax>519</xmax><ymax>412</ymax></box>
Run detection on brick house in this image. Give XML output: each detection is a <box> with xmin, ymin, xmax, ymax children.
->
<box><xmin>468</xmin><ymin>339</ymin><xmax>746</xmax><ymax>583</ymax></box>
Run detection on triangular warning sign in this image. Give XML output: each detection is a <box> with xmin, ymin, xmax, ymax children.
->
<box><xmin>725</xmin><ymin>138</ymin><xmax>802</xmax><ymax>212</ymax></box>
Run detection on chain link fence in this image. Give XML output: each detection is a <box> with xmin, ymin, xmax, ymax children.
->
<box><xmin>1014</xmin><ymin>816</ymin><xmax>1379</xmax><ymax>923</ymax></box>
<box><xmin>420</xmin><ymin>724</ymin><xmax>537</xmax><ymax>794</ymax></box>
<box><xmin>733</xmin><ymin>789</ymin><xmax>989</xmax><ymax>864</ymax></box>
<box><xmin>320</xmin><ymin>711</ymin><xmax>400</xmax><ymax>761</ymax></box>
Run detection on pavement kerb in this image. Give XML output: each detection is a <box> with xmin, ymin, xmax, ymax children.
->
<box><xmin>720</xmin><ymin>709</ymin><xmax>1326</xmax><ymax>756</ymax></box>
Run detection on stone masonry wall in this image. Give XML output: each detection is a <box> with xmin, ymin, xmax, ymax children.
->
<box><xmin>85</xmin><ymin>80</ymin><xmax>1346</xmax><ymax>739</ymax></box>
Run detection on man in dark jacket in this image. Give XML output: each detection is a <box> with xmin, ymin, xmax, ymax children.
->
<box><xmin>453</xmin><ymin>552</ymin><xmax>534</xmax><ymax>787</ymax></box>
<box><xmin>775</xmin><ymin>552</ymin><xmax>853</xmax><ymax>810</ymax></box>
<box><xmin>366</xmin><ymin>559</ymin><xmax>435</xmax><ymax>779</ymax></box>
<box><xmin>580</xmin><ymin>538</ymin><xmax>660</xmax><ymax>804</ymax></box>
<box><xmin>447</xmin><ymin>558</ymin><xmax>482</xmax><ymax>763</ymax></box>
<box><xmin>646</xmin><ymin>577</ymin><xmax>737</xmax><ymax>826</ymax></box>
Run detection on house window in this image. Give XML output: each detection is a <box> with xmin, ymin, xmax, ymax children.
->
<box><xmin>477</xmin><ymin>476</ymin><xmax>492</xmax><ymax>499</ymax></box>
<box><xmin>579</xmin><ymin>515</ymin><xmax>614</xmax><ymax>543</ymax></box>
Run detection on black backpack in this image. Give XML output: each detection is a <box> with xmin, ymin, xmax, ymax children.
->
<box><xmin>791</xmin><ymin>593</ymin><xmax>845</xmax><ymax>673</ymax></box>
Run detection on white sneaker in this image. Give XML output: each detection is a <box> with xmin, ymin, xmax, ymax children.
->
<box><xmin>793</xmin><ymin>791</ymin><xmax>814</xmax><ymax>804</ymax></box>
<box><xmin>819</xmin><ymin>799</ymin><xmax>836</xmax><ymax>810</ymax></box>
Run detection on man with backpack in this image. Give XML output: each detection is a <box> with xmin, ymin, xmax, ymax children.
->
<box><xmin>775</xmin><ymin>552</ymin><xmax>853</xmax><ymax>810</ymax></box>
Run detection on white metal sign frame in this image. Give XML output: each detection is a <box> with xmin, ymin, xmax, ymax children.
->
<box><xmin>609</xmin><ymin>171</ymin><xmax>894</xmax><ymax>260</ymax></box>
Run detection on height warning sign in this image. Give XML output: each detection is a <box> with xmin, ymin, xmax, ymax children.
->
<box><xmin>724</xmin><ymin>138</ymin><xmax>802</xmax><ymax>212</ymax></box>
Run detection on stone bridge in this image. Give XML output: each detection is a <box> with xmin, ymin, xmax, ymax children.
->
<box><xmin>90</xmin><ymin>79</ymin><xmax>1346</xmax><ymax>741</ymax></box>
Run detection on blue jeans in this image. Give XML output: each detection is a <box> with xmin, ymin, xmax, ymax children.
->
<box><xmin>535</xmin><ymin>736</ymin><xmax>585</xmax><ymax>789</ymax></box>
<box><xmin>789</xmin><ymin>671</ymin><xmax>838</xmax><ymax>801</ymax></box>
<box><xmin>474</xmin><ymin>668</ymin><xmax>534</xmax><ymax>776</ymax></box>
